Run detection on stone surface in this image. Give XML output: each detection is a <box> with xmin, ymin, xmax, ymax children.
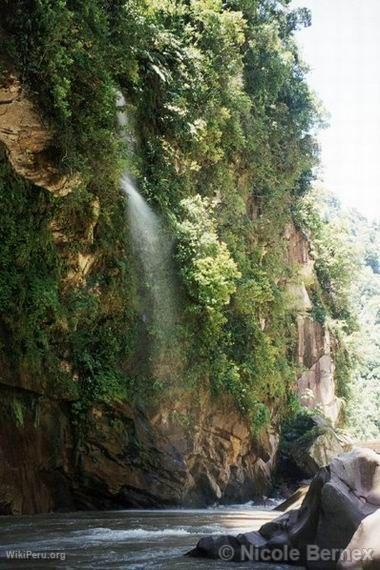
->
<box><xmin>0</xmin><ymin>381</ymin><xmax>278</xmax><ymax>513</ymax></box>
<box><xmin>77</xmin><ymin>396</ymin><xmax>279</xmax><ymax>509</ymax></box>
<box><xmin>338</xmin><ymin>510</ymin><xmax>380</xmax><ymax>569</ymax></box>
<box><xmin>0</xmin><ymin>386</ymin><xmax>74</xmax><ymax>515</ymax></box>
<box><xmin>275</xmin><ymin>484</ymin><xmax>310</xmax><ymax>512</ymax></box>
<box><xmin>287</xmin><ymin>415</ymin><xmax>353</xmax><ymax>478</ymax></box>
<box><xmin>285</xmin><ymin>222</ymin><xmax>343</xmax><ymax>427</ymax></box>
<box><xmin>297</xmin><ymin>318</ymin><xmax>342</xmax><ymax>425</ymax></box>
<box><xmin>187</xmin><ymin>449</ymin><xmax>380</xmax><ymax>569</ymax></box>
<box><xmin>0</xmin><ymin>71</ymin><xmax>79</xmax><ymax>195</ymax></box>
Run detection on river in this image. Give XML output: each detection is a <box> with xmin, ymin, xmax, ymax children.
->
<box><xmin>0</xmin><ymin>503</ymin><xmax>304</xmax><ymax>569</ymax></box>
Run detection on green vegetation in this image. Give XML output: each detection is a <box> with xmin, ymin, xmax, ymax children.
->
<box><xmin>344</xmin><ymin>214</ymin><xmax>380</xmax><ymax>438</ymax></box>
<box><xmin>294</xmin><ymin>189</ymin><xmax>359</xmax><ymax>330</ymax></box>
<box><xmin>0</xmin><ymin>151</ymin><xmax>63</xmax><ymax>379</ymax></box>
<box><xmin>0</xmin><ymin>0</ymin><xmax>356</xmax><ymax>434</ymax></box>
<box><xmin>295</xmin><ymin>189</ymin><xmax>380</xmax><ymax>433</ymax></box>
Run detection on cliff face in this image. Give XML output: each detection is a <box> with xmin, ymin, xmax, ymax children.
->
<box><xmin>0</xmin><ymin>74</ymin><xmax>342</xmax><ymax>515</ymax></box>
<box><xmin>0</xmin><ymin>296</ymin><xmax>339</xmax><ymax>515</ymax></box>
<box><xmin>0</xmin><ymin>383</ymin><xmax>279</xmax><ymax>514</ymax></box>
<box><xmin>0</xmin><ymin>76</ymin><xmax>274</xmax><ymax>513</ymax></box>
<box><xmin>0</xmin><ymin>0</ymin><xmax>349</xmax><ymax>516</ymax></box>
<box><xmin>285</xmin><ymin>223</ymin><xmax>343</xmax><ymax>426</ymax></box>
<box><xmin>0</xmin><ymin>72</ymin><xmax>78</xmax><ymax>196</ymax></box>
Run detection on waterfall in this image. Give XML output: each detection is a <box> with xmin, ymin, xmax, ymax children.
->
<box><xmin>117</xmin><ymin>94</ymin><xmax>178</xmax><ymax>374</ymax></box>
<box><xmin>121</xmin><ymin>173</ymin><xmax>177</xmax><ymax>336</ymax></box>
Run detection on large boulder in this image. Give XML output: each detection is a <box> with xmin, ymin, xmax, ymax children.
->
<box><xmin>187</xmin><ymin>448</ymin><xmax>380</xmax><ymax>569</ymax></box>
<box><xmin>280</xmin><ymin>413</ymin><xmax>352</xmax><ymax>479</ymax></box>
<box><xmin>338</xmin><ymin>510</ymin><xmax>380</xmax><ymax>569</ymax></box>
<box><xmin>313</xmin><ymin>449</ymin><xmax>380</xmax><ymax>562</ymax></box>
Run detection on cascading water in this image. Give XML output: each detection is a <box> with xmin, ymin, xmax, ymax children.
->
<box><xmin>117</xmin><ymin>94</ymin><xmax>179</xmax><ymax>376</ymax></box>
<box><xmin>121</xmin><ymin>172</ymin><xmax>177</xmax><ymax>336</ymax></box>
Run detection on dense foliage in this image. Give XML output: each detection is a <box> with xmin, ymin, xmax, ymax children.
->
<box><xmin>295</xmin><ymin>189</ymin><xmax>380</xmax><ymax>435</ymax></box>
<box><xmin>0</xmin><ymin>0</ymin><xmax>351</xmax><ymax>434</ymax></box>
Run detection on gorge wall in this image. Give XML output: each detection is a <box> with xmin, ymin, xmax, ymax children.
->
<box><xmin>0</xmin><ymin>216</ymin><xmax>340</xmax><ymax>515</ymax></box>
<box><xmin>0</xmin><ymin>2</ymin><xmax>351</xmax><ymax>515</ymax></box>
<box><xmin>0</xmin><ymin>71</ymin><xmax>338</xmax><ymax>514</ymax></box>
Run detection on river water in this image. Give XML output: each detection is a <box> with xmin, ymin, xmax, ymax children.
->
<box><xmin>0</xmin><ymin>504</ymin><xmax>304</xmax><ymax>569</ymax></box>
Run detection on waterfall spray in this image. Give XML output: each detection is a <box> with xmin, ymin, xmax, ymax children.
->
<box><xmin>117</xmin><ymin>94</ymin><xmax>178</xmax><ymax>375</ymax></box>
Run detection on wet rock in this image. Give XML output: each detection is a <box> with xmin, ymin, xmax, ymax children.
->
<box><xmin>0</xmin><ymin>386</ymin><xmax>74</xmax><ymax>515</ymax></box>
<box><xmin>186</xmin><ymin>535</ymin><xmax>242</xmax><ymax>560</ymax></box>
<box><xmin>77</xmin><ymin>396</ymin><xmax>278</xmax><ymax>509</ymax></box>
<box><xmin>0</xmin><ymin>384</ymin><xmax>278</xmax><ymax>513</ymax></box>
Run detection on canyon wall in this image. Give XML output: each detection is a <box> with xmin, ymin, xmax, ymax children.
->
<box><xmin>0</xmin><ymin>77</ymin><xmax>277</xmax><ymax>513</ymax></box>
<box><xmin>0</xmin><ymin>49</ymin><xmax>341</xmax><ymax>513</ymax></box>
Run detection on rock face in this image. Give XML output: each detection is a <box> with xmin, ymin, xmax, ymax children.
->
<box><xmin>0</xmin><ymin>72</ymin><xmax>278</xmax><ymax>515</ymax></box>
<box><xmin>187</xmin><ymin>448</ymin><xmax>380</xmax><ymax>569</ymax></box>
<box><xmin>0</xmin><ymin>210</ymin><xmax>344</xmax><ymax>516</ymax></box>
<box><xmin>285</xmin><ymin>222</ymin><xmax>343</xmax><ymax>426</ymax></box>
<box><xmin>0</xmin><ymin>77</ymin><xmax>345</xmax><ymax>515</ymax></box>
<box><xmin>0</xmin><ymin>384</ymin><xmax>278</xmax><ymax>514</ymax></box>
<box><xmin>297</xmin><ymin>320</ymin><xmax>342</xmax><ymax>426</ymax></box>
<box><xmin>284</xmin><ymin>414</ymin><xmax>353</xmax><ymax>479</ymax></box>
<box><xmin>0</xmin><ymin>70</ymin><xmax>79</xmax><ymax>195</ymax></box>
<box><xmin>0</xmin><ymin>221</ymin><xmax>346</xmax><ymax>516</ymax></box>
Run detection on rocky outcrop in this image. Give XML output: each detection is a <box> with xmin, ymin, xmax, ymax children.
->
<box><xmin>283</xmin><ymin>414</ymin><xmax>352</xmax><ymax>478</ymax></box>
<box><xmin>338</xmin><ymin>510</ymin><xmax>380</xmax><ymax>569</ymax></box>
<box><xmin>0</xmin><ymin>66</ymin><xmax>99</xmax><ymax>291</ymax></box>
<box><xmin>285</xmin><ymin>222</ymin><xmax>343</xmax><ymax>426</ymax></box>
<box><xmin>0</xmin><ymin>383</ymin><xmax>277</xmax><ymax>514</ymax></box>
<box><xmin>297</xmin><ymin>319</ymin><xmax>342</xmax><ymax>425</ymax></box>
<box><xmin>187</xmin><ymin>448</ymin><xmax>380</xmax><ymax>569</ymax></box>
<box><xmin>0</xmin><ymin>70</ymin><xmax>79</xmax><ymax>195</ymax></box>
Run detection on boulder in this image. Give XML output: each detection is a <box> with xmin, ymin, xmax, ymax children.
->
<box><xmin>281</xmin><ymin>413</ymin><xmax>352</xmax><ymax>479</ymax></box>
<box><xmin>314</xmin><ymin>449</ymin><xmax>380</xmax><ymax>564</ymax></box>
<box><xmin>338</xmin><ymin>510</ymin><xmax>380</xmax><ymax>569</ymax></box>
<box><xmin>187</xmin><ymin>448</ymin><xmax>380</xmax><ymax>569</ymax></box>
